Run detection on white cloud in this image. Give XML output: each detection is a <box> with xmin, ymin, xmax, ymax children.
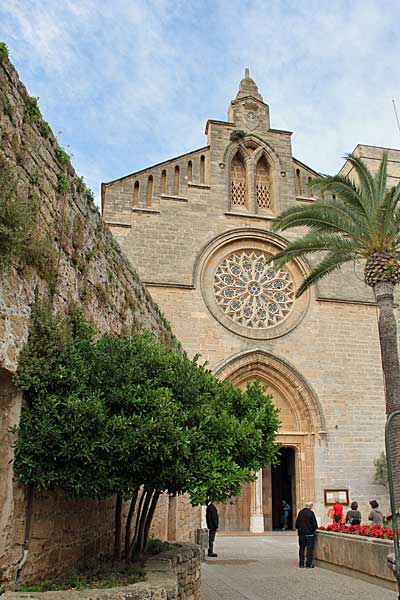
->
<box><xmin>1</xmin><ymin>0</ymin><xmax>400</xmax><ymax>195</ymax></box>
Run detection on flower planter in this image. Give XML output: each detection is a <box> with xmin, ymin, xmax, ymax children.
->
<box><xmin>315</xmin><ymin>530</ymin><xmax>397</xmax><ymax>591</ymax></box>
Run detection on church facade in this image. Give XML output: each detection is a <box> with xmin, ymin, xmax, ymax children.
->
<box><xmin>102</xmin><ymin>71</ymin><xmax>398</xmax><ymax>530</ymax></box>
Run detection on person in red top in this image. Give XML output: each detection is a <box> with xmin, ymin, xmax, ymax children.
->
<box><xmin>333</xmin><ymin>499</ymin><xmax>343</xmax><ymax>524</ymax></box>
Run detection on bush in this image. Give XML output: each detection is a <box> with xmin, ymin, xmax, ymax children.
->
<box><xmin>146</xmin><ymin>538</ymin><xmax>177</xmax><ymax>555</ymax></box>
<box><xmin>55</xmin><ymin>146</ymin><xmax>70</xmax><ymax>166</ymax></box>
<box><xmin>38</xmin><ymin>120</ymin><xmax>51</xmax><ymax>138</ymax></box>
<box><xmin>0</xmin><ymin>162</ymin><xmax>38</xmax><ymax>269</ymax></box>
<box><xmin>374</xmin><ymin>451</ymin><xmax>388</xmax><ymax>488</ymax></box>
<box><xmin>25</xmin><ymin>96</ymin><xmax>42</xmax><ymax>121</ymax></box>
<box><xmin>230</xmin><ymin>129</ymin><xmax>245</xmax><ymax>141</ymax></box>
<box><xmin>16</xmin><ymin>559</ymin><xmax>144</xmax><ymax>592</ymax></box>
<box><xmin>0</xmin><ymin>41</ymin><xmax>9</xmax><ymax>62</ymax></box>
<box><xmin>57</xmin><ymin>172</ymin><xmax>70</xmax><ymax>195</ymax></box>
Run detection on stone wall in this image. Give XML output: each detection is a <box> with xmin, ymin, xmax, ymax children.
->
<box><xmin>314</xmin><ymin>531</ymin><xmax>397</xmax><ymax>591</ymax></box>
<box><xmin>0</xmin><ymin>56</ymin><xmax>200</xmax><ymax>585</ymax></box>
<box><xmin>2</xmin><ymin>543</ymin><xmax>201</xmax><ymax>600</ymax></box>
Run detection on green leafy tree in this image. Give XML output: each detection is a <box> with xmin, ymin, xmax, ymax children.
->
<box><xmin>14</xmin><ymin>300</ymin><xmax>280</xmax><ymax>561</ymax></box>
<box><xmin>91</xmin><ymin>334</ymin><xmax>280</xmax><ymax>557</ymax></box>
<box><xmin>272</xmin><ymin>152</ymin><xmax>400</xmax><ymax>502</ymax></box>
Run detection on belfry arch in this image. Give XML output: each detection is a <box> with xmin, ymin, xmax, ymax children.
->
<box><xmin>214</xmin><ymin>350</ymin><xmax>325</xmax><ymax>532</ymax></box>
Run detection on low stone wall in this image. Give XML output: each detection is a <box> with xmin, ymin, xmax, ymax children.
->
<box><xmin>3</xmin><ymin>544</ymin><xmax>201</xmax><ymax>600</ymax></box>
<box><xmin>314</xmin><ymin>530</ymin><xmax>397</xmax><ymax>591</ymax></box>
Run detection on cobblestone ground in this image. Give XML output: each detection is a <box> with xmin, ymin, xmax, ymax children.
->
<box><xmin>201</xmin><ymin>534</ymin><xmax>398</xmax><ymax>600</ymax></box>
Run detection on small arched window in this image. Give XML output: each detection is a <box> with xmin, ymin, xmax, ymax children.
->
<box><xmin>133</xmin><ymin>180</ymin><xmax>139</xmax><ymax>207</ymax></box>
<box><xmin>174</xmin><ymin>165</ymin><xmax>180</xmax><ymax>195</ymax></box>
<box><xmin>161</xmin><ymin>169</ymin><xmax>167</xmax><ymax>195</ymax></box>
<box><xmin>230</xmin><ymin>153</ymin><xmax>247</xmax><ymax>208</ymax></box>
<box><xmin>296</xmin><ymin>168</ymin><xmax>302</xmax><ymax>196</ymax></box>
<box><xmin>146</xmin><ymin>175</ymin><xmax>153</xmax><ymax>207</ymax></box>
<box><xmin>200</xmin><ymin>155</ymin><xmax>205</xmax><ymax>184</ymax></box>
<box><xmin>256</xmin><ymin>155</ymin><xmax>272</xmax><ymax>210</ymax></box>
<box><xmin>187</xmin><ymin>160</ymin><xmax>193</xmax><ymax>182</ymax></box>
<box><xmin>308</xmin><ymin>176</ymin><xmax>313</xmax><ymax>197</ymax></box>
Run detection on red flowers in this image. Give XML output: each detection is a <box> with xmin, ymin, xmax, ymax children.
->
<box><xmin>318</xmin><ymin>523</ymin><xmax>399</xmax><ymax>540</ymax></box>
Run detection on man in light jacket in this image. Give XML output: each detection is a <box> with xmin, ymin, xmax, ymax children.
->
<box><xmin>295</xmin><ymin>501</ymin><xmax>318</xmax><ymax>568</ymax></box>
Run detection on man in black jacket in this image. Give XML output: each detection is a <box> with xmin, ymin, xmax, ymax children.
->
<box><xmin>206</xmin><ymin>501</ymin><xmax>219</xmax><ymax>557</ymax></box>
<box><xmin>295</xmin><ymin>502</ymin><xmax>318</xmax><ymax>568</ymax></box>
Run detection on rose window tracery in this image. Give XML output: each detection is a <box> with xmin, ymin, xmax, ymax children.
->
<box><xmin>213</xmin><ymin>250</ymin><xmax>295</xmax><ymax>328</ymax></box>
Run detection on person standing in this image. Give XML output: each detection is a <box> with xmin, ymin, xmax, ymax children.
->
<box><xmin>368</xmin><ymin>500</ymin><xmax>384</xmax><ymax>525</ymax></box>
<box><xmin>295</xmin><ymin>501</ymin><xmax>318</xmax><ymax>568</ymax></box>
<box><xmin>206</xmin><ymin>501</ymin><xmax>219</xmax><ymax>557</ymax></box>
<box><xmin>281</xmin><ymin>499</ymin><xmax>291</xmax><ymax>530</ymax></box>
<box><xmin>345</xmin><ymin>501</ymin><xmax>362</xmax><ymax>525</ymax></box>
<box><xmin>332</xmin><ymin>499</ymin><xmax>343</xmax><ymax>525</ymax></box>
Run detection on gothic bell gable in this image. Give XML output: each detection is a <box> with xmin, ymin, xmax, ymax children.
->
<box><xmin>228</xmin><ymin>68</ymin><xmax>271</xmax><ymax>134</ymax></box>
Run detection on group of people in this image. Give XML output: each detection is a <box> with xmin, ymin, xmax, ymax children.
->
<box><xmin>295</xmin><ymin>499</ymin><xmax>385</xmax><ymax>569</ymax></box>
<box><xmin>206</xmin><ymin>497</ymin><xmax>386</xmax><ymax>569</ymax></box>
<box><xmin>327</xmin><ymin>499</ymin><xmax>384</xmax><ymax>526</ymax></box>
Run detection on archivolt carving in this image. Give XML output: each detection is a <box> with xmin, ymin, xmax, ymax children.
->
<box><xmin>214</xmin><ymin>349</ymin><xmax>326</xmax><ymax>435</ymax></box>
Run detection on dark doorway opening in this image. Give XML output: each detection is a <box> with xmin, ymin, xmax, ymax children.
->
<box><xmin>271</xmin><ymin>447</ymin><xmax>295</xmax><ymax>530</ymax></box>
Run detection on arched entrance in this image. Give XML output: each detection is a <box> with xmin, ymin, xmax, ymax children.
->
<box><xmin>213</xmin><ymin>350</ymin><xmax>325</xmax><ymax>532</ymax></box>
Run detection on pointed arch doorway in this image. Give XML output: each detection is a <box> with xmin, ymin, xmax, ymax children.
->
<box><xmin>213</xmin><ymin>350</ymin><xmax>325</xmax><ymax>532</ymax></box>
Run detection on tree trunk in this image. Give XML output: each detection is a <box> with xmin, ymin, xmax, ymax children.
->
<box><xmin>374</xmin><ymin>281</ymin><xmax>400</xmax><ymax>504</ymax></box>
<box><xmin>124</xmin><ymin>489</ymin><xmax>139</xmax><ymax>560</ymax></box>
<box><xmin>128</xmin><ymin>488</ymin><xmax>146</xmax><ymax>559</ymax></box>
<box><xmin>140</xmin><ymin>490</ymin><xmax>161</xmax><ymax>555</ymax></box>
<box><xmin>131</xmin><ymin>490</ymin><xmax>152</xmax><ymax>559</ymax></box>
<box><xmin>114</xmin><ymin>493</ymin><xmax>123</xmax><ymax>561</ymax></box>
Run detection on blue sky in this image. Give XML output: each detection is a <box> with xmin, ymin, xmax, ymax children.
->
<box><xmin>1</xmin><ymin>0</ymin><xmax>400</xmax><ymax>202</ymax></box>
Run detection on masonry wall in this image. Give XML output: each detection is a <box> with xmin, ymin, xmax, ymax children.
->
<box><xmin>102</xmin><ymin>89</ymin><xmax>393</xmax><ymax>527</ymax></box>
<box><xmin>0</xmin><ymin>56</ymin><xmax>200</xmax><ymax>585</ymax></box>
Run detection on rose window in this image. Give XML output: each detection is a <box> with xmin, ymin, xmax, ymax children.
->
<box><xmin>213</xmin><ymin>250</ymin><xmax>295</xmax><ymax>328</ymax></box>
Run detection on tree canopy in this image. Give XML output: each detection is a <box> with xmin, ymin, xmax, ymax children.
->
<box><xmin>14</xmin><ymin>298</ymin><xmax>280</xmax><ymax>556</ymax></box>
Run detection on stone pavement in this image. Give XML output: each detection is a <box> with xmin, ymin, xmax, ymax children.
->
<box><xmin>201</xmin><ymin>534</ymin><xmax>398</xmax><ymax>600</ymax></box>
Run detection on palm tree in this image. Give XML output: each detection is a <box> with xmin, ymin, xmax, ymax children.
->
<box><xmin>272</xmin><ymin>152</ymin><xmax>400</xmax><ymax>502</ymax></box>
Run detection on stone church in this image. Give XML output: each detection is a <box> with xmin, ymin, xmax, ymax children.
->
<box><xmin>102</xmin><ymin>71</ymin><xmax>399</xmax><ymax>530</ymax></box>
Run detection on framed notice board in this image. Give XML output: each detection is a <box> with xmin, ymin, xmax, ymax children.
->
<box><xmin>324</xmin><ymin>489</ymin><xmax>349</xmax><ymax>505</ymax></box>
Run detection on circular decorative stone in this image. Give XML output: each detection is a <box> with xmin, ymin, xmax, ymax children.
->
<box><xmin>213</xmin><ymin>250</ymin><xmax>295</xmax><ymax>329</ymax></box>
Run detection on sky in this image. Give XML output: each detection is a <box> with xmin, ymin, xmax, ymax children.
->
<box><xmin>1</xmin><ymin>0</ymin><xmax>400</xmax><ymax>202</ymax></box>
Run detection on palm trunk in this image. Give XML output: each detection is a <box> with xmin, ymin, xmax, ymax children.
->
<box><xmin>374</xmin><ymin>281</ymin><xmax>400</xmax><ymax>504</ymax></box>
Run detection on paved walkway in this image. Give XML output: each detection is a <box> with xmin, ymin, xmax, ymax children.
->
<box><xmin>201</xmin><ymin>534</ymin><xmax>398</xmax><ymax>600</ymax></box>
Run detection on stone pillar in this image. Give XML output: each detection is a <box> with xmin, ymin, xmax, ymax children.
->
<box><xmin>250</xmin><ymin>469</ymin><xmax>264</xmax><ymax>532</ymax></box>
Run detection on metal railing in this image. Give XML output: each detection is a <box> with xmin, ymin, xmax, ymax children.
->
<box><xmin>385</xmin><ymin>411</ymin><xmax>400</xmax><ymax>599</ymax></box>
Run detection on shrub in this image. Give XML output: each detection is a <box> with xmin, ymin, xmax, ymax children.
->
<box><xmin>146</xmin><ymin>538</ymin><xmax>176</xmax><ymax>555</ymax></box>
<box><xmin>25</xmin><ymin>96</ymin><xmax>42</xmax><ymax>121</ymax></box>
<box><xmin>0</xmin><ymin>162</ymin><xmax>37</xmax><ymax>269</ymax></box>
<box><xmin>0</xmin><ymin>42</ymin><xmax>9</xmax><ymax>62</ymax></box>
<box><xmin>230</xmin><ymin>129</ymin><xmax>245</xmax><ymax>141</ymax></box>
<box><xmin>57</xmin><ymin>172</ymin><xmax>70</xmax><ymax>195</ymax></box>
<box><xmin>55</xmin><ymin>146</ymin><xmax>70</xmax><ymax>166</ymax></box>
<box><xmin>38</xmin><ymin>120</ymin><xmax>51</xmax><ymax>139</ymax></box>
<box><xmin>75</xmin><ymin>175</ymin><xmax>86</xmax><ymax>193</ymax></box>
<box><xmin>16</xmin><ymin>559</ymin><xmax>144</xmax><ymax>592</ymax></box>
<box><xmin>374</xmin><ymin>451</ymin><xmax>388</xmax><ymax>488</ymax></box>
